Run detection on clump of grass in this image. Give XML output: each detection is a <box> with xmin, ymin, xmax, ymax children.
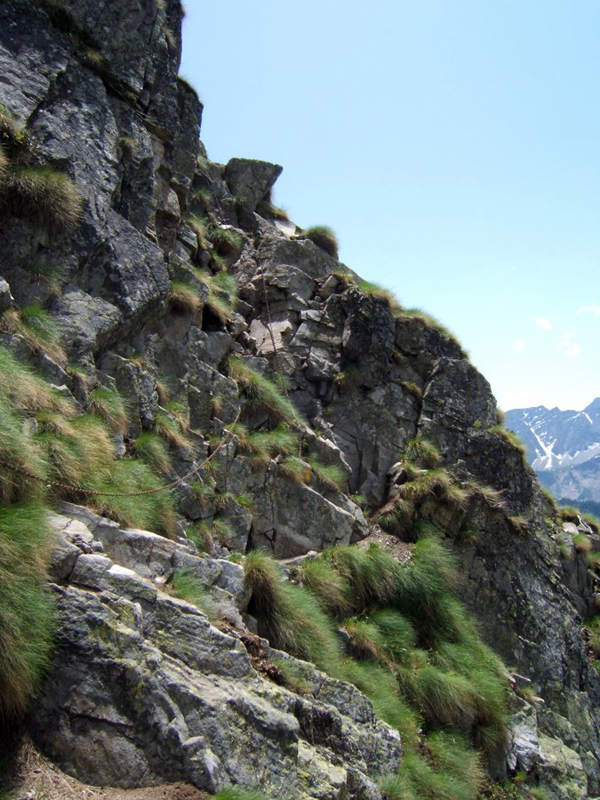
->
<box><xmin>90</xmin><ymin>458</ymin><xmax>176</xmax><ymax>537</ymax></box>
<box><xmin>279</xmin><ymin>455</ymin><xmax>310</xmax><ymax>485</ymax></box>
<box><xmin>256</xmin><ymin>198</ymin><xmax>290</xmax><ymax>221</ymax></box>
<box><xmin>402</xmin><ymin>381</ymin><xmax>423</xmax><ymax>401</ymax></box>
<box><xmin>169</xmin><ymin>568</ymin><xmax>216</xmax><ymax>618</ymax></box>
<box><xmin>358</xmin><ymin>280</ymin><xmax>402</xmax><ymax>314</ymax></box>
<box><xmin>194</xmin><ymin>269</ymin><xmax>238</xmax><ymax>323</ymax></box>
<box><xmin>0</xmin><ymin>105</ymin><xmax>33</xmax><ymax>159</ymax></box>
<box><xmin>247</xmin><ymin>534</ymin><xmax>509</xmax><ymax>783</ymax></box>
<box><xmin>185</xmin><ymin>520</ymin><xmax>214</xmax><ymax>553</ymax></box>
<box><xmin>322</xmin><ymin>543</ymin><xmax>399</xmax><ymax>612</ymax></box>
<box><xmin>187</xmin><ymin>212</ymin><xmax>209</xmax><ymax>250</ymax></box>
<box><xmin>234</xmin><ymin>423</ymin><xmax>299</xmax><ymax>463</ymax></box>
<box><xmin>0</xmin><ymin>501</ymin><xmax>55</xmax><ymax>720</ymax></box>
<box><xmin>132</xmin><ymin>432</ymin><xmax>172</xmax><ymax>474</ymax></box>
<box><xmin>193</xmin><ymin>187</ymin><xmax>212</xmax><ymax>209</ymax></box>
<box><xmin>371</xmin><ymin>608</ymin><xmax>417</xmax><ymax>663</ymax></box>
<box><xmin>244</xmin><ymin>550</ymin><xmax>342</xmax><ymax>670</ymax></box>
<box><xmin>305</xmin><ymin>225</ymin><xmax>339</xmax><ymax>258</ymax></box>
<box><xmin>0</xmin><ymin>305</ymin><xmax>65</xmax><ymax>363</ymax></box>
<box><xmin>507</xmin><ymin>515</ymin><xmax>529</xmax><ymax>535</ymax></box>
<box><xmin>164</xmin><ymin>400</ymin><xmax>189</xmax><ymax>433</ymax></box>
<box><xmin>229</xmin><ymin>357</ymin><xmax>300</xmax><ymax>426</ymax></box>
<box><xmin>271</xmin><ymin>657</ymin><xmax>312</xmax><ymax>694</ymax></box>
<box><xmin>155</xmin><ymin>411</ymin><xmax>189</xmax><ymax>450</ymax></box>
<box><xmin>398</xmin><ymin>307</ymin><xmax>461</xmax><ymax>345</ymax></box>
<box><xmin>343</xmin><ymin>658</ymin><xmax>420</xmax><ymax>743</ymax></box>
<box><xmin>404</xmin><ymin>438</ymin><xmax>442</xmax><ymax>469</ymax></box>
<box><xmin>169</xmin><ymin>281</ymin><xmax>203</xmax><ymax>314</ymax></box>
<box><xmin>0</xmin><ymin>166</ymin><xmax>83</xmax><ymax>233</ymax></box>
<box><xmin>489</xmin><ymin>425</ymin><xmax>527</xmax><ymax>455</ymax></box>
<box><xmin>297</xmin><ymin>558</ymin><xmax>353</xmax><ymax>619</ymax></box>
<box><xmin>89</xmin><ymin>387</ymin><xmax>128</xmax><ymax>433</ymax></box>
<box><xmin>206</xmin><ymin>223</ymin><xmax>243</xmax><ymax>256</ymax></box>
<box><xmin>572</xmin><ymin>533</ymin><xmax>592</xmax><ymax>554</ymax></box>
<box><xmin>0</xmin><ymin>345</ymin><xmax>73</xmax><ymax>415</ymax></box>
<box><xmin>307</xmin><ymin>454</ymin><xmax>346</xmax><ymax>490</ymax></box>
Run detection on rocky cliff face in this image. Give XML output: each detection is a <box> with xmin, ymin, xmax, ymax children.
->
<box><xmin>0</xmin><ymin>1</ymin><xmax>599</xmax><ymax>798</ymax></box>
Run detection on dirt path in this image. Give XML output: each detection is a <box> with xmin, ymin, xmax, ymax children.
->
<box><xmin>3</xmin><ymin>738</ymin><xmax>207</xmax><ymax>800</ymax></box>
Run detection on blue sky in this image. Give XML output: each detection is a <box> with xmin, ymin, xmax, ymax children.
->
<box><xmin>181</xmin><ymin>1</ymin><xmax>600</xmax><ymax>412</ymax></box>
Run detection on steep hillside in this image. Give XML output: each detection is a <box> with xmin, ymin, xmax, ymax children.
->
<box><xmin>506</xmin><ymin>400</ymin><xmax>600</xmax><ymax>511</ymax></box>
<box><xmin>0</xmin><ymin>1</ymin><xmax>599</xmax><ymax>799</ymax></box>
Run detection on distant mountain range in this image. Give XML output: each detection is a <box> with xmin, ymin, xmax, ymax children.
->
<box><xmin>505</xmin><ymin>398</ymin><xmax>600</xmax><ymax>516</ymax></box>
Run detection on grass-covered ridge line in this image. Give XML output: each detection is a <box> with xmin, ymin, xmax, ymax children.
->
<box><xmin>244</xmin><ymin>538</ymin><xmax>509</xmax><ymax>799</ymax></box>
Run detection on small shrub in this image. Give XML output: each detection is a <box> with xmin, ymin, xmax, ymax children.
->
<box><xmin>0</xmin><ymin>166</ymin><xmax>83</xmax><ymax>232</ymax></box>
<box><xmin>305</xmin><ymin>225</ymin><xmax>339</xmax><ymax>258</ymax></box>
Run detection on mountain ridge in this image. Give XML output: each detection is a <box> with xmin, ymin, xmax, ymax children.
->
<box><xmin>0</xmin><ymin>1</ymin><xmax>599</xmax><ymax>798</ymax></box>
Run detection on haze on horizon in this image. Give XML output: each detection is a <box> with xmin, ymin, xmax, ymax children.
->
<box><xmin>181</xmin><ymin>1</ymin><xmax>600</xmax><ymax>413</ymax></box>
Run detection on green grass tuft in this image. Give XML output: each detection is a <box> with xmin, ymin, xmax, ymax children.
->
<box><xmin>169</xmin><ymin>281</ymin><xmax>203</xmax><ymax>314</ymax></box>
<box><xmin>169</xmin><ymin>568</ymin><xmax>216</xmax><ymax>617</ymax></box>
<box><xmin>0</xmin><ymin>305</ymin><xmax>65</xmax><ymax>363</ymax></box>
<box><xmin>358</xmin><ymin>280</ymin><xmax>403</xmax><ymax>314</ymax></box>
<box><xmin>194</xmin><ymin>269</ymin><xmax>238</xmax><ymax>323</ymax></box>
<box><xmin>229</xmin><ymin>357</ymin><xmax>300</xmax><ymax>426</ymax></box>
<box><xmin>132</xmin><ymin>432</ymin><xmax>172</xmax><ymax>474</ymax></box>
<box><xmin>305</xmin><ymin>225</ymin><xmax>339</xmax><ymax>258</ymax></box>
<box><xmin>89</xmin><ymin>388</ymin><xmax>128</xmax><ymax>433</ymax></box>
<box><xmin>0</xmin><ymin>166</ymin><xmax>83</xmax><ymax>232</ymax></box>
<box><xmin>244</xmin><ymin>550</ymin><xmax>342</xmax><ymax>670</ymax></box>
<box><xmin>0</xmin><ymin>501</ymin><xmax>55</xmax><ymax>719</ymax></box>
